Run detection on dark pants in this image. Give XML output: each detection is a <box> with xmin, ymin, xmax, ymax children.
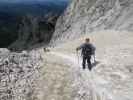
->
<box><xmin>82</xmin><ymin>56</ymin><xmax>92</xmax><ymax>70</ymax></box>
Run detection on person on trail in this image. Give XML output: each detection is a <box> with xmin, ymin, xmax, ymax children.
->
<box><xmin>76</xmin><ymin>38</ymin><xmax>96</xmax><ymax>70</ymax></box>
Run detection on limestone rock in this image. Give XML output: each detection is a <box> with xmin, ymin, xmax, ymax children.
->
<box><xmin>0</xmin><ymin>49</ymin><xmax>44</xmax><ymax>100</ymax></box>
<box><xmin>51</xmin><ymin>0</ymin><xmax>133</xmax><ymax>45</ymax></box>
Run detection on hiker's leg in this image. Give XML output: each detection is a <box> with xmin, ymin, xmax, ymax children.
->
<box><xmin>82</xmin><ymin>57</ymin><xmax>86</xmax><ymax>69</ymax></box>
<box><xmin>87</xmin><ymin>56</ymin><xmax>92</xmax><ymax>70</ymax></box>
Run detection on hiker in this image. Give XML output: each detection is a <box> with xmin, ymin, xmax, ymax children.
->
<box><xmin>76</xmin><ymin>38</ymin><xmax>96</xmax><ymax>70</ymax></box>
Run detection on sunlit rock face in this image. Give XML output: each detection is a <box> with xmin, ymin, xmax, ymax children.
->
<box><xmin>51</xmin><ymin>0</ymin><xmax>133</xmax><ymax>45</ymax></box>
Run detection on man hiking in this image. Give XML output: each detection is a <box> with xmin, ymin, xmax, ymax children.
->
<box><xmin>76</xmin><ymin>38</ymin><xmax>96</xmax><ymax>71</ymax></box>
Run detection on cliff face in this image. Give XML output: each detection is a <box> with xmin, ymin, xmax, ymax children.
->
<box><xmin>51</xmin><ymin>0</ymin><xmax>133</xmax><ymax>45</ymax></box>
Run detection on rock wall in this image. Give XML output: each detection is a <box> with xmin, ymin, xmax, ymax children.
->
<box><xmin>51</xmin><ymin>0</ymin><xmax>133</xmax><ymax>45</ymax></box>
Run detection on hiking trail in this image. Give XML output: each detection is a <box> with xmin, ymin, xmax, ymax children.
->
<box><xmin>50</xmin><ymin>51</ymin><xmax>113</xmax><ymax>100</ymax></box>
<box><xmin>41</xmin><ymin>31</ymin><xmax>133</xmax><ymax>100</ymax></box>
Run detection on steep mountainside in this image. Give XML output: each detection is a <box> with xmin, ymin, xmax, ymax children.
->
<box><xmin>0</xmin><ymin>1</ymin><xmax>68</xmax><ymax>49</ymax></box>
<box><xmin>0</xmin><ymin>12</ymin><xmax>19</xmax><ymax>47</ymax></box>
<box><xmin>51</xmin><ymin>0</ymin><xmax>133</xmax><ymax>45</ymax></box>
<box><xmin>8</xmin><ymin>14</ymin><xmax>59</xmax><ymax>51</ymax></box>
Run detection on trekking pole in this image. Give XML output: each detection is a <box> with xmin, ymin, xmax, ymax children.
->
<box><xmin>76</xmin><ymin>51</ymin><xmax>79</xmax><ymax>65</ymax></box>
<box><xmin>93</xmin><ymin>53</ymin><xmax>96</xmax><ymax>63</ymax></box>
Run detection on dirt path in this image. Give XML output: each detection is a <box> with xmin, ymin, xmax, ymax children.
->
<box><xmin>49</xmin><ymin>51</ymin><xmax>113</xmax><ymax>100</ymax></box>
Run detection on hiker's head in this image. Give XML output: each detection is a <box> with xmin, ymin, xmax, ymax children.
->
<box><xmin>85</xmin><ymin>38</ymin><xmax>90</xmax><ymax>43</ymax></box>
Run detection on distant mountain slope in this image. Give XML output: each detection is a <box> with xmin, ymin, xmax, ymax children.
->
<box><xmin>0</xmin><ymin>0</ymin><xmax>69</xmax><ymax>48</ymax></box>
<box><xmin>0</xmin><ymin>12</ymin><xmax>19</xmax><ymax>47</ymax></box>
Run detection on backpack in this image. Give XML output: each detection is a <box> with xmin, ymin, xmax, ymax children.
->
<box><xmin>82</xmin><ymin>44</ymin><xmax>92</xmax><ymax>56</ymax></box>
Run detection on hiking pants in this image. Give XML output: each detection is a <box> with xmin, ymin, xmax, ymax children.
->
<box><xmin>82</xmin><ymin>56</ymin><xmax>92</xmax><ymax>70</ymax></box>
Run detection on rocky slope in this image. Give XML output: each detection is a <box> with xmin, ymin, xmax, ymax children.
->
<box><xmin>0</xmin><ymin>48</ymin><xmax>44</xmax><ymax>100</ymax></box>
<box><xmin>51</xmin><ymin>0</ymin><xmax>133</xmax><ymax>45</ymax></box>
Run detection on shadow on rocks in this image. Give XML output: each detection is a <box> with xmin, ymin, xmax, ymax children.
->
<box><xmin>92</xmin><ymin>61</ymin><xmax>100</xmax><ymax>68</ymax></box>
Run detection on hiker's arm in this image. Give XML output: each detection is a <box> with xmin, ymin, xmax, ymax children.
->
<box><xmin>92</xmin><ymin>45</ymin><xmax>96</xmax><ymax>51</ymax></box>
<box><xmin>91</xmin><ymin>44</ymin><xmax>96</xmax><ymax>54</ymax></box>
<box><xmin>76</xmin><ymin>44</ymin><xmax>84</xmax><ymax>51</ymax></box>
